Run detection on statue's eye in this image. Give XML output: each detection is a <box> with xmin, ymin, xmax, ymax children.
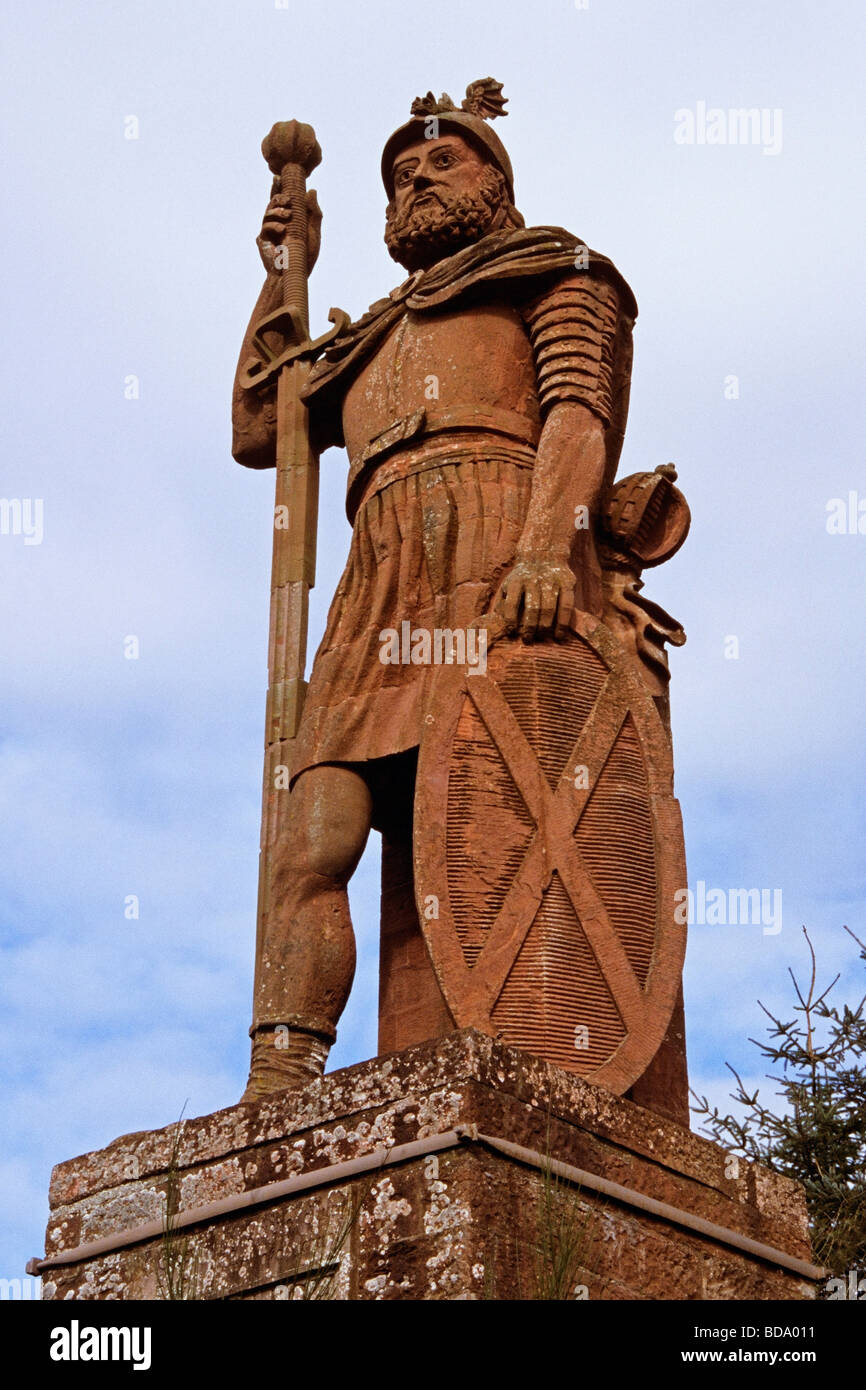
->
<box><xmin>435</xmin><ymin>152</ymin><xmax>455</xmax><ymax>167</ymax></box>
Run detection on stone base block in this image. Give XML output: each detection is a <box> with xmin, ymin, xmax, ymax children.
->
<box><xmin>37</xmin><ymin>1031</ymin><xmax>818</xmax><ymax>1301</ymax></box>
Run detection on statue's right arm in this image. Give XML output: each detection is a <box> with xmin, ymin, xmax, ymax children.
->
<box><xmin>233</xmin><ymin>188</ymin><xmax>323</xmax><ymax>469</ymax></box>
<box><xmin>231</xmin><ymin>273</ymin><xmax>282</xmax><ymax>469</ymax></box>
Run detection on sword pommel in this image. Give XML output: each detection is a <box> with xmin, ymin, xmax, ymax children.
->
<box><xmin>262</xmin><ymin>121</ymin><xmax>322</xmax><ymax>179</ymax></box>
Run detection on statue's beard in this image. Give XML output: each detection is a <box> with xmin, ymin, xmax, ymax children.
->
<box><xmin>385</xmin><ymin>169</ymin><xmax>507</xmax><ymax>271</ymax></box>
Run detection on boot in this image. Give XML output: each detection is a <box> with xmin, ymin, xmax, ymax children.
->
<box><xmin>240</xmin><ymin>1018</ymin><xmax>336</xmax><ymax>1103</ymax></box>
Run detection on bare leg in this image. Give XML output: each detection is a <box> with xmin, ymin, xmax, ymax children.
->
<box><xmin>242</xmin><ymin>763</ymin><xmax>373</xmax><ymax>1100</ymax></box>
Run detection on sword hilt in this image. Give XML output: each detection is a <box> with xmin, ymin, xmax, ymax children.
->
<box><xmin>261</xmin><ymin>121</ymin><xmax>322</xmax><ymax>328</ymax></box>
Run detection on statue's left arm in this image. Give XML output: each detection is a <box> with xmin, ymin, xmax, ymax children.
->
<box><xmin>495</xmin><ymin>269</ymin><xmax>629</xmax><ymax>640</ymax></box>
<box><xmin>496</xmin><ymin>399</ymin><xmax>607</xmax><ymax>638</ymax></box>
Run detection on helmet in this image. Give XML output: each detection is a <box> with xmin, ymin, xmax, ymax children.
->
<box><xmin>381</xmin><ymin>78</ymin><xmax>515</xmax><ymax>202</ymax></box>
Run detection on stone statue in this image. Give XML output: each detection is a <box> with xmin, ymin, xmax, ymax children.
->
<box><xmin>232</xmin><ymin>81</ymin><xmax>691</xmax><ymax>1122</ymax></box>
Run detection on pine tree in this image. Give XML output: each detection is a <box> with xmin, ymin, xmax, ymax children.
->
<box><xmin>691</xmin><ymin>926</ymin><xmax>866</xmax><ymax>1279</ymax></box>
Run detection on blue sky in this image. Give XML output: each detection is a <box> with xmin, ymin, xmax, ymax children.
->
<box><xmin>2</xmin><ymin>0</ymin><xmax>864</xmax><ymax>1283</ymax></box>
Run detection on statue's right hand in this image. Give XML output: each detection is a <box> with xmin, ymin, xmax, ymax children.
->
<box><xmin>256</xmin><ymin>190</ymin><xmax>322</xmax><ymax>276</ymax></box>
<box><xmin>257</xmin><ymin>191</ymin><xmax>292</xmax><ymax>273</ymax></box>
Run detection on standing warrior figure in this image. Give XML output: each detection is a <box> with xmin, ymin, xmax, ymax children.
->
<box><xmin>233</xmin><ymin>80</ymin><xmax>691</xmax><ymax>1115</ymax></box>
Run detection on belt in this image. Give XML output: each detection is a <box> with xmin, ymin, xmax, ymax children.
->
<box><xmin>346</xmin><ymin>405</ymin><xmax>540</xmax><ymax>520</ymax></box>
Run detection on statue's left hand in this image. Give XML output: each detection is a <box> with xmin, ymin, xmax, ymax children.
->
<box><xmin>493</xmin><ymin>556</ymin><xmax>576</xmax><ymax>642</ymax></box>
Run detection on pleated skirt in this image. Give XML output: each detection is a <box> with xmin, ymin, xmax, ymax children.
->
<box><xmin>291</xmin><ymin>448</ymin><xmax>533</xmax><ymax>781</ymax></box>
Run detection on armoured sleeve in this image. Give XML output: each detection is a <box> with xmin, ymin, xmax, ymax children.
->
<box><xmin>520</xmin><ymin>272</ymin><xmax>622</xmax><ymax>426</ymax></box>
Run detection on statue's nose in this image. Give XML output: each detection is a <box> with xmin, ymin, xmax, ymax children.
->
<box><xmin>413</xmin><ymin>168</ymin><xmax>433</xmax><ymax>189</ymax></box>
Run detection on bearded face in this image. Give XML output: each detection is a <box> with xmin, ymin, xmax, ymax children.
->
<box><xmin>384</xmin><ymin>135</ymin><xmax>517</xmax><ymax>271</ymax></box>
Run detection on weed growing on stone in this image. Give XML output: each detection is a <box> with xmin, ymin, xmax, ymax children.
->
<box><xmin>530</xmin><ymin>1147</ymin><xmax>597</xmax><ymax>1300</ymax></box>
<box><xmin>275</xmin><ymin>1180</ymin><xmax>370</xmax><ymax>1300</ymax></box>
<box><xmin>156</xmin><ymin>1109</ymin><xmax>202</xmax><ymax>1301</ymax></box>
<box><xmin>483</xmin><ymin>1119</ymin><xmax>600</xmax><ymax>1300</ymax></box>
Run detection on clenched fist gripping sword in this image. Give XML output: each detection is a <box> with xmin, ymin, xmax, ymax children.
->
<box><xmin>238</xmin><ymin>121</ymin><xmax>348</xmax><ymax>1021</ymax></box>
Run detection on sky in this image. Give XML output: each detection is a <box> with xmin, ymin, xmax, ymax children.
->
<box><xmin>1</xmin><ymin>0</ymin><xmax>864</xmax><ymax>1287</ymax></box>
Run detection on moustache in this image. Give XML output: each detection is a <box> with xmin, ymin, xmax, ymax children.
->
<box><xmin>408</xmin><ymin>188</ymin><xmax>444</xmax><ymax>210</ymax></box>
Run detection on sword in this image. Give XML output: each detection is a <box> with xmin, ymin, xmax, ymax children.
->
<box><xmin>242</xmin><ymin>120</ymin><xmax>347</xmax><ymax>1023</ymax></box>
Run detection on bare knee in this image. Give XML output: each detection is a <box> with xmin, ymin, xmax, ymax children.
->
<box><xmin>279</xmin><ymin>765</ymin><xmax>372</xmax><ymax>883</ymax></box>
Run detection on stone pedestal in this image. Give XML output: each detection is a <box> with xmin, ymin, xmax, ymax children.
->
<box><xmin>37</xmin><ymin>1031</ymin><xmax>818</xmax><ymax>1301</ymax></box>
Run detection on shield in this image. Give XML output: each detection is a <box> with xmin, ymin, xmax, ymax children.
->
<box><xmin>413</xmin><ymin>611</ymin><xmax>687</xmax><ymax>1093</ymax></box>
